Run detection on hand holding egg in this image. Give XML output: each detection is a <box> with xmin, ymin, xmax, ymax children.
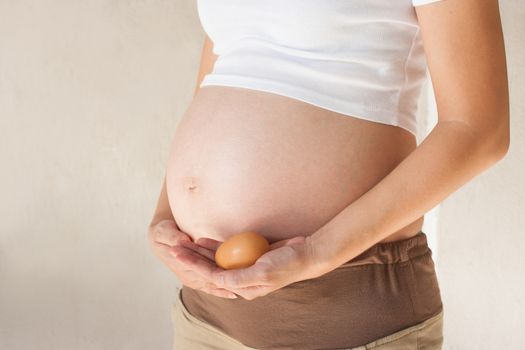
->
<box><xmin>177</xmin><ymin>230</ymin><xmax>325</xmax><ymax>301</ymax></box>
<box><xmin>208</xmin><ymin>232</ymin><xmax>324</xmax><ymax>301</ymax></box>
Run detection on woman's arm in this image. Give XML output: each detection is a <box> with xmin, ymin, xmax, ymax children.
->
<box><xmin>193</xmin><ymin>34</ymin><xmax>218</xmax><ymax>97</ymax></box>
<box><xmin>149</xmin><ymin>35</ymin><xmax>218</xmax><ymax>228</ymax></box>
<box><xmin>307</xmin><ymin>0</ymin><xmax>510</xmax><ymax>274</ymax></box>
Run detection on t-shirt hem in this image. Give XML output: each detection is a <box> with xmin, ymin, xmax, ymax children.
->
<box><xmin>412</xmin><ymin>0</ymin><xmax>442</xmax><ymax>7</ymax></box>
<box><xmin>200</xmin><ymin>74</ymin><xmax>418</xmax><ymax>137</ymax></box>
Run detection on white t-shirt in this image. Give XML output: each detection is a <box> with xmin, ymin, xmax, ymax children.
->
<box><xmin>198</xmin><ymin>0</ymin><xmax>444</xmax><ymax>137</ymax></box>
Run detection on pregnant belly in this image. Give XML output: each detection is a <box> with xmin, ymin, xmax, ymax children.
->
<box><xmin>166</xmin><ymin>85</ymin><xmax>424</xmax><ymax>246</ymax></box>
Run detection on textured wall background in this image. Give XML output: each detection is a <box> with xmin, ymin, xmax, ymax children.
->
<box><xmin>0</xmin><ymin>1</ymin><xmax>523</xmax><ymax>349</ymax></box>
<box><xmin>0</xmin><ymin>1</ymin><xmax>202</xmax><ymax>349</ymax></box>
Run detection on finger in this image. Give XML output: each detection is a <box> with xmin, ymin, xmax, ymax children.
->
<box><xmin>153</xmin><ymin>223</ymin><xmax>192</xmax><ymax>246</ymax></box>
<box><xmin>195</xmin><ymin>237</ymin><xmax>222</xmax><ymax>252</ymax></box>
<box><xmin>173</xmin><ymin>247</ymin><xmax>224</xmax><ymax>282</ymax></box>
<box><xmin>228</xmin><ymin>285</ymin><xmax>271</xmax><ymax>300</ymax></box>
<box><xmin>171</xmin><ymin>245</ymin><xmax>215</xmax><ymax>266</ymax></box>
<box><xmin>269</xmin><ymin>236</ymin><xmax>305</xmax><ymax>250</ymax></box>
<box><xmin>209</xmin><ymin>289</ymin><xmax>238</xmax><ymax>299</ymax></box>
<box><xmin>155</xmin><ymin>239</ymin><xmax>183</xmax><ymax>262</ymax></box>
<box><xmin>154</xmin><ymin>243</ymin><xmax>227</xmax><ymax>295</ymax></box>
<box><xmin>213</xmin><ymin>264</ymin><xmax>270</xmax><ymax>290</ymax></box>
<box><xmin>158</xmin><ymin>243</ymin><xmax>211</xmax><ymax>272</ymax></box>
<box><xmin>200</xmin><ymin>284</ymin><xmax>238</xmax><ymax>299</ymax></box>
<box><xmin>178</xmin><ymin>240</ymin><xmax>217</xmax><ymax>261</ymax></box>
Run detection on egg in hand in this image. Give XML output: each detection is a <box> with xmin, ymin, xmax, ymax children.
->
<box><xmin>215</xmin><ymin>231</ymin><xmax>270</xmax><ymax>269</ymax></box>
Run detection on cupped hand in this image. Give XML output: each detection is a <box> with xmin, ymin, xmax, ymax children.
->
<box><xmin>175</xmin><ymin>235</ymin><xmax>323</xmax><ymax>301</ymax></box>
<box><xmin>147</xmin><ymin>220</ymin><xmax>238</xmax><ymax>299</ymax></box>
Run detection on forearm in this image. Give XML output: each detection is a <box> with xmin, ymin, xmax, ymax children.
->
<box><xmin>149</xmin><ymin>172</ymin><xmax>177</xmax><ymax>228</ymax></box>
<box><xmin>308</xmin><ymin>120</ymin><xmax>509</xmax><ymax>275</ymax></box>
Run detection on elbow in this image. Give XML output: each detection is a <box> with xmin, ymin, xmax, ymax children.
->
<box><xmin>485</xmin><ymin>113</ymin><xmax>510</xmax><ymax>162</ymax></box>
<box><xmin>438</xmin><ymin>99</ymin><xmax>510</xmax><ymax>163</ymax></box>
<box><xmin>492</xmin><ymin>132</ymin><xmax>510</xmax><ymax>161</ymax></box>
<box><xmin>452</xmin><ymin>111</ymin><xmax>511</xmax><ymax>163</ymax></box>
<box><xmin>494</xmin><ymin>107</ymin><xmax>511</xmax><ymax>160</ymax></box>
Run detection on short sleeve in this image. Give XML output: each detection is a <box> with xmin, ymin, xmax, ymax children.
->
<box><xmin>412</xmin><ymin>0</ymin><xmax>443</xmax><ymax>6</ymax></box>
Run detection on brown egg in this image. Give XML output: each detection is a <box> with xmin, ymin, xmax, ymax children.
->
<box><xmin>215</xmin><ymin>231</ymin><xmax>270</xmax><ymax>270</ymax></box>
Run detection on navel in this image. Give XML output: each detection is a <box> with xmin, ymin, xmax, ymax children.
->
<box><xmin>182</xmin><ymin>176</ymin><xmax>199</xmax><ymax>192</ymax></box>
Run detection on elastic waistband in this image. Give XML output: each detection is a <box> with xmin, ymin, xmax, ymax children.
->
<box><xmin>339</xmin><ymin>230</ymin><xmax>431</xmax><ymax>268</ymax></box>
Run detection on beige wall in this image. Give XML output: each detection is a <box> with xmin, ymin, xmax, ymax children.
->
<box><xmin>0</xmin><ymin>1</ymin><xmax>203</xmax><ymax>349</ymax></box>
<box><xmin>0</xmin><ymin>1</ymin><xmax>523</xmax><ymax>349</ymax></box>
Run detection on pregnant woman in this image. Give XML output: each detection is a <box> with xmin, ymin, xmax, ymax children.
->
<box><xmin>148</xmin><ymin>0</ymin><xmax>509</xmax><ymax>349</ymax></box>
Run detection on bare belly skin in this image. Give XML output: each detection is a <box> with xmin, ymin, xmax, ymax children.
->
<box><xmin>166</xmin><ymin>85</ymin><xmax>424</xmax><ymax>246</ymax></box>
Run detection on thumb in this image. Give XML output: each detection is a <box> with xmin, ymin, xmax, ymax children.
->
<box><xmin>215</xmin><ymin>263</ymin><xmax>268</xmax><ymax>289</ymax></box>
<box><xmin>270</xmin><ymin>236</ymin><xmax>306</xmax><ymax>250</ymax></box>
<box><xmin>179</xmin><ymin>234</ymin><xmax>192</xmax><ymax>243</ymax></box>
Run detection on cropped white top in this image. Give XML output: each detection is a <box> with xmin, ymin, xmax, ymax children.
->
<box><xmin>197</xmin><ymin>0</ymin><xmax>443</xmax><ymax>137</ymax></box>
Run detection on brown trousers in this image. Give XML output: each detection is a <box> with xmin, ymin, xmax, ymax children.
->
<box><xmin>172</xmin><ymin>231</ymin><xmax>444</xmax><ymax>349</ymax></box>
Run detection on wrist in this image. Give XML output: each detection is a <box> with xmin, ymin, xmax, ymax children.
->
<box><xmin>304</xmin><ymin>232</ymin><xmax>338</xmax><ymax>278</ymax></box>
